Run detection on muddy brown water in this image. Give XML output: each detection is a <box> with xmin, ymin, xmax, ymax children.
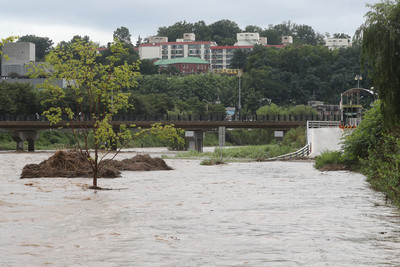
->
<box><xmin>1</xmin><ymin>149</ymin><xmax>400</xmax><ymax>266</ymax></box>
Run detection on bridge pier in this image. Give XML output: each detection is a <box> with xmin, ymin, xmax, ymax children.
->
<box><xmin>11</xmin><ymin>130</ymin><xmax>40</xmax><ymax>152</ymax></box>
<box><xmin>218</xmin><ymin>126</ymin><xmax>226</xmax><ymax>147</ymax></box>
<box><xmin>185</xmin><ymin>130</ymin><xmax>204</xmax><ymax>152</ymax></box>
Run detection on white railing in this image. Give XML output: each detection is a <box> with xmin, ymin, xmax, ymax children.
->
<box><xmin>267</xmin><ymin>144</ymin><xmax>310</xmax><ymax>160</ymax></box>
<box><xmin>307</xmin><ymin>121</ymin><xmax>341</xmax><ymax>128</ymax></box>
<box><xmin>267</xmin><ymin>121</ymin><xmax>340</xmax><ymax>160</ymax></box>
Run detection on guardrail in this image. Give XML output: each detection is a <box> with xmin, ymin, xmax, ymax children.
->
<box><xmin>267</xmin><ymin>143</ymin><xmax>310</xmax><ymax>160</ymax></box>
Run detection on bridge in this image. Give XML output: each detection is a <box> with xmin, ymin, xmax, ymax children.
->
<box><xmin>0</xmin><ymin>114</ymin><xmax>340</xmax><ymax>152</ymax></box>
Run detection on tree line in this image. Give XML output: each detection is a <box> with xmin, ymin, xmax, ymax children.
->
<box><xmin>155</xmin><ymin>19</ymin><xmax>351</xmax><ymax>46</ymax></box>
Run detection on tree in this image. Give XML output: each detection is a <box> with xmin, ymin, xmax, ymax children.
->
<box><xmin>293</xmin><ymin>24</ymin><xmax>325</xmax><ymax>45</ymax></box>
<box><xmin>209</xmin><ymin>19</ymin><xmax>241</xmax><ymax>46</ymax></box>
<box><xmin>157</xmin><ymin>21</ymin><xmax>194</xmax><ymax>41</ymax></box>
<box><xmin>361</xmin><ymin>0</ymin><xmax>400</xmax><ymax>126</ymax></box>
<box><xmin>113</xmin><ymin>26</ymin><xmax>132</xmax><ymax>45</ymax></box>
<box><xmin>244</xmin><ymin>25</ymin><xmax>263</xmax><ymax>33</ymax></box>
<box><xmin>18</xmin><ymin>35</ymin><xmax>54</xmax><ymax>61</ymax></box>
<box><xmin>230</xmin><ymin>49</ymin><xmax>249</xmax><ymax>71</ymax></box>
<box><xmin>30</xmin><ymin>39</ymin><xmax>183</xmax><ymax>189</ymax></box>
<box><xmin>0</xmin><ymin>81</ymin><xmax>40</xmax><ymax>114</ymax></box>
<box><xmin>139</xmin><ymin>59</ymin><xmax>159</xmax><ymax>75</ymax></box>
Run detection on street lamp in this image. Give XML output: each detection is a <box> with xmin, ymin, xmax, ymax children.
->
<box><xmin>355</xmin><ymin>75</ymin><xmax>362</xmax><ymax>88</ymax></box>
<box><xmin>238</xmin><ymin>70</ymin><xmax>242</xmax><ymax>116</ymax></box>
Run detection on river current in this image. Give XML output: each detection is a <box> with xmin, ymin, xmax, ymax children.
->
<box><xmin>1</xmin><ymin>148</ymin><xmax>400</xmax><ymax>266</ymax></box>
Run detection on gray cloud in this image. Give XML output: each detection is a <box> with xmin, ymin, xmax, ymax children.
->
<box><xmin>1</xmin><ymin>0</ymin><xmax>377</xmax><ymax>46</ymax></box>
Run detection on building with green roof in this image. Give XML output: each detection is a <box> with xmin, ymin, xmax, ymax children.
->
<box><xmin>154</xmin><ymin>57</ymin><xmax>210</xmax><ymax>74</ymax></box>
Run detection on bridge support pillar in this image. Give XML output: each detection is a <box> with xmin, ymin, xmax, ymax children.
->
<box><xmin>11</xmin><ymin>130</ymin><xmax>40</xmax><ymax>152</ymax></box>
<box><xmin>185</xmin><ymin>130</ymin><xmax>204</xmax><ymax>152</ymax></box>
<box><xmin>218</xmin><ymin>126</ymin><xmax>226</xmax><ymax>147</ymax></box>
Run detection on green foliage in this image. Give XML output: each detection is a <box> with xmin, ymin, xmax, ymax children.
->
<box><xmin>314</xmin><ymin>150</ymin><xmax>348</xmax><ymax>169</ymax></box>
<box><xmin>256</xmin><ymin>103</ymin><xmax>287</xmax><ymax>116</ymax></box>
<box><xmin>362</xmin><ymin>0</ymin><xmax>400</xmax><ymax>127</ymax></box>
<box><xmin>18</xmin><ymin>35</ymin><xmax>53</xmax><ymax>61</ymax></box>
<box><xmin>0</xmin><ymin>81</ymin><xmax>40</xmax><ymax>114</ymax></box>
<box><xmin>157</xmin><ymin>20</ymin><xmax>326</xmax><ymax>47</ymax></box>
<box><xmin>213</xmin><ymin>144</ymin><xmax>297</xmax><ymax>160</ymax></box>
<box><xmin>282</xmin><ymin>126</ymin><xmax>306</xmax><ymax>148</ymax></box>
<box><xmin>227</xmin><ymin>129</ymin><xmax>274</xmax><ymax>146</ymax></box>
<box><xmin>361</xmin><ymin>130</ymin><xmax>400</xmax><ymax>206</ymax></box>
<box><xmin>342</xmin><ymin>101</ymin><xmax>384</xmax><ymax>163</ymax></box>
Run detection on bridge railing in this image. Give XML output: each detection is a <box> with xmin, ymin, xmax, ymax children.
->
<box><xmin>0</xmin><ymin>113</ymin><xmax>341</xmax><ymax>122</ymax></box>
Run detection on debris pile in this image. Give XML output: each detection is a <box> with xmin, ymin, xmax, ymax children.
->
<box><xmin>21</xmin><ymin>150</ymin><xmax>172</xmax><ymax>179</ymax></box>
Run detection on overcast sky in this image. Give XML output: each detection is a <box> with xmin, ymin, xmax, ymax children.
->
<box><xmin>1</xmin><ymin>0</ymin><xmax>378</xmax><ymax>46</ymax></box>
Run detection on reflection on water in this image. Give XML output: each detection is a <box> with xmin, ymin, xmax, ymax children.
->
<box><xmin>1</xmin><ymin>150</ymin><xmax>400</xmax><ymax>266</ymax></box>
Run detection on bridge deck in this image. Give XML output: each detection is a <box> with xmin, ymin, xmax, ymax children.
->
<box><xmin>0</xmin><ymin>120</ymin><xmax>307</xmax><ymax>131</ymax></box>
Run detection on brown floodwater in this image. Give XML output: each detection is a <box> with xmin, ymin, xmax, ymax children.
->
<box><xmin>1</xmin><ymin>148</ymin><xmax>400</xmax><ymax>266</ymax></box>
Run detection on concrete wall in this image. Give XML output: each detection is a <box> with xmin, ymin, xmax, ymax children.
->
<box><xmin>1</xmin><ymin>42</ymin><xmax>35</xmax><ymax>65</ymax></box>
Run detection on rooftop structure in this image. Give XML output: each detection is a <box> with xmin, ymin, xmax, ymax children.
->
<box><xmin>234</xmin><ymin>32</ymin><xmax>267</xmax><ymax>46</ymax></box>
<box><xmin>325</xmin><ymin>38</ymin><xmax>351</xmax><ymax>50</ymax></box>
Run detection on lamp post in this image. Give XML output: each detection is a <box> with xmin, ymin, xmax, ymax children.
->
<box><xmin>238</xmin><ymin>70</ymin><xmax>242</xmax><ymax>116</ymax></box>
<box><xmin>355</xmin><ymin>75</ymin><xmax>362</xmax><ymax>88</ymax></box>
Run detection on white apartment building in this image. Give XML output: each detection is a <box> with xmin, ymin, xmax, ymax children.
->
<box><xmin>325</xmin><ymin>38</ymin><xmax>351</xmax><ymax>50</ymax></box>
<box><xmin>139</xmin><ymin>33</ymin><xmax>215</xmax><ymax>61</ymax></box>
<box><xmin>139</xmin><ymin>33</ymin><xmax>289</xmax><ymax>70</ymax></box>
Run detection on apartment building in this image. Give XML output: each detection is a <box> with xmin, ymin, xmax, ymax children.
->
<box><xmin>139</xmin><ymin>33</ymin><xmax>215</xmax><ymax>61</ymax></box>
<box><xmin>210</xmin><ymin>44</ymin><xmax>285</xmax><ymax>70</ymax></box>
<box><xmin>139</xmin><ymin>33</ymin><xmax>290</xmax><ymax>70</ymax></box>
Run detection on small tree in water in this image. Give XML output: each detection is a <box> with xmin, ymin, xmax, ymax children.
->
<box><xmin>30</xmin><ymin>39</ymin><xmax>183</xmax><ymax>189</ymax></box>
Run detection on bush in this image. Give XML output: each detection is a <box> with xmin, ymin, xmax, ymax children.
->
<box><xmin>360</xmin><ymin>130</ymin><xmax>400</xmax><ymax>206</ymax></box>
<box><xmin>314</xmin><ymin>150</ymin><xmax>349</xmax><ymax>170</ymax></box>
<box><xmin>282</xmin><ymin>126</ymin><xmax>306</xmax><ymax>148</ymax></box>
<box><xmin>342</xmin><ymin>101</ymin><xmax>384</xmax><ymax>164</ymax></box>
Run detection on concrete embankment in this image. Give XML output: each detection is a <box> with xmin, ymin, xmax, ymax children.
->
<box><xmin>309</xmin><ymin>127</ymin><xmax>346</xmax><ymax>157</ymax></box>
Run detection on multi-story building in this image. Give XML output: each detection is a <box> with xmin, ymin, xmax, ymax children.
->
<box><xmin>325</xmin><ymin>38</ymin><xmax>351</xmax><ymax>50</ymax></box>
<box><xmin>139</xmin><ymin>33</ymin><xmax>290</xmax><ymax>70</ymax></box>
<box><xmin>210</xmin><ymin>44</ymin><xmax>285</xmax><ymax>70</ymax></box>
<box><xmin>139</xmin><ymin>33</ymin><xmax>216</xmax><ymax>61</ymax></box>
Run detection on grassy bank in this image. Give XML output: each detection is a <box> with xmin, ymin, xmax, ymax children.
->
<box><xmin>315</xmin><ymin>102</ymin><xmax>400</xmax><ymax>208</ymax></box>
<box><xmin>173</xmin><ymin>143</ymin><xmax>300</xmax><ymax>163</ymax></box>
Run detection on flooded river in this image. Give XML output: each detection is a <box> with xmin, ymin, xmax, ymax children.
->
<box><xmin>1</xmin><ymin>149</ymin><xmax>400</xmax><ymax>266</ymax></box>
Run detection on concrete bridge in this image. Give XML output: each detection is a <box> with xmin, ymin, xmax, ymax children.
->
<box><xmin>0</xmin><ymin>114</ymin><xmax>341</xmax><ymax>152</ymax></box>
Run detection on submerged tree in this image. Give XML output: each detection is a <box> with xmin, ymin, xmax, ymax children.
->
<box><xmin>362</xmin><ymin>0</ymin><xmax>400</xmax><ymax>126</ymax></box>
<box><xmin>30</xmin><ymin>39</ymin><xmax>183</xmax><ymax>189</ymax></box>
